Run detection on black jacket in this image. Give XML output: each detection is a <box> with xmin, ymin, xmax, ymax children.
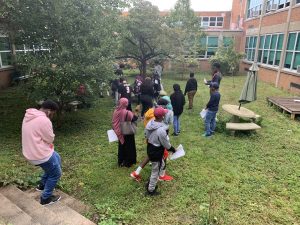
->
<box><xmin>170</xmin><ymin>91</ymin><xmax>185</xmax><ymax>116</ymax></box>
<box><xmin>184</xmin><ymin>78</ymin><xmax>198</xmax><ymax>95</ymax></box>
<box><xmin>141</xmin><ymin>83</ymin><xmax>154</xmax><ymax>97</ymax></box>
<box><xmin>206</xmin><ymin>91</ymin><xmax>221</xmax><ymax>111</ymax></box>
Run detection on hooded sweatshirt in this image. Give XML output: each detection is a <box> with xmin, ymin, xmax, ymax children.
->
<box><xmin>22</xmin><ymin>109</ymin><xmax>55</xmax><ymax>164</ymax></box>
<box><xmin>145</xmin><ymin>120</ymin><xmax>171</xmax><ymax>149</ymax></box>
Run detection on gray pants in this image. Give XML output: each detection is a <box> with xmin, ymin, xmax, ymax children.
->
<box><xmin>148</xmin><ymin>160</ymin><xmax>165</xmax><ymax>192</ymax></box>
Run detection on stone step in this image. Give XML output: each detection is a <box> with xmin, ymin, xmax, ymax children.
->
<box><xmin>25</xmin><ymin>189</ymin><xmax>95</xmax><ymax>225</ymax></box>
<box><xmin>47</xmin><ymin>202</ymin><xmax>95</xmax><ymax>225</ymax></box>
<box><xmin>25</xmin><ymin>188</ymin><xmax>89</xmax><ymax>214</ymax></box>
<box><xmin>0</xmin><ymin>185</ymin><xmax>64</xmax><ymax>225</ymax></box>
<box><xmin>0</xmin><ymin>193</ymin><xmax>39</xmax><ymax>225</ymax></box>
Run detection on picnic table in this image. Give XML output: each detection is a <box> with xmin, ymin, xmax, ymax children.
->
<box><xmin>222</xmin><ymin>104</ymin><xmax>261</xmax><ymax>133</ymax></box>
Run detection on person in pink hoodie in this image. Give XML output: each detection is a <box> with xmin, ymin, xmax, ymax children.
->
<box><xmin>22</xmin><ymin>100</ymin><xmax>62</xmax><ymax>205</ymax></box>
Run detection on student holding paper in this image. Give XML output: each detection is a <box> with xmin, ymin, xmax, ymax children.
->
<box><xmin>130</xmin><ymin>98</ymin><xmax>174</xmax><ymax>182</ymax></box>
<box><xmin>145</xmin><ymin>107</ymin><xmax>176</xmax><ymax>196</ymax></box>
<box><xmin>204</xmin><ymin>62</ymin><xmax>222</xmax><ymax>86</ymax></box>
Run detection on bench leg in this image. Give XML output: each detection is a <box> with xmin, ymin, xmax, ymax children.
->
<box><xmin>231</xmin><ymin>115</ymin><xmax>239</xmax><ymax>123</ymax></box>
<box><xmin>291</xmin><ymin>113</ymin><xmax>295</xmax><ymax>120</ymax></box>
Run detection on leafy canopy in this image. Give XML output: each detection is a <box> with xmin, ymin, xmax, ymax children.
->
<box><xmin>117</xmin><ymin>0</ymin><xmax>170</xmax><ymax>75</ymax></box>
<box><xmin>1</xmin><ymin>0</ymin><xmax>126</xmax><ymax>107</ymax></box>
<box><xmin>210</xmin><ymin>40</ymin><xmax>245</xmax><ymax>75</ymax></box>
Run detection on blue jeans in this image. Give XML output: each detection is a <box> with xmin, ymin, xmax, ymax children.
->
<box><xmin>39</xmin><ymin>151</ymin><xmax>62</xmax><ymax>199</ymax></box>
<box><xmin>173</xmin><ymin>115</ymin><xmax>180</xmax><ymax>134</ymax></box>
<box><xmin>205</xmin><ymin>110</ymin><xmax>217</xmax><ymax>135</ymax></box>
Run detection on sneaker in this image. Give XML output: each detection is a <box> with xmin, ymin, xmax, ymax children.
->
<box><xmin>202</xmin><ymin>133</ymin><xmax>212</xmax><ymax>137</ymax></box>
<box><xmin>35</xmin><ymin>184</ymin><xmax>44</xmax><ymax>192</ymax></box>
<box><xmin>40</xmin><ymin>195</ymin><xmax>61</xmax><ymax>206</ymax></box>
<box><xmin>159</xmin><ymin>174</ymin><xmax>174</xmax><ymax>181</ymax></box>
<box><xmin>130</xmin><ymin>171</ymin><xmax>141</xmax><ymax>182</ymax></box>
<box><xmin>172</xmin><ymin>133</ymin><xmax>179</xmax><ymax>136</ymax></box>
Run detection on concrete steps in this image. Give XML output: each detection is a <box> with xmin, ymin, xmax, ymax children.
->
<box><xmin>0</xmin><ymin>185</ymin><xmax>95</xmax><ymax>225</ymax></box>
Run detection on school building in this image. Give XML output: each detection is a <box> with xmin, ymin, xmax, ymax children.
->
<box><xmin>197</xmin><ymin>0</ymin><xmax>300</xmax><ymax>93</ymax></box>
<box><xmin>1</xmin><ymin>1</ymin><xmax>300</xmax><ymax>92</ymax></box>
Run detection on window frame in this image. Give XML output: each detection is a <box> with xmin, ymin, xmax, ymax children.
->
<box><xmin>257</xmin><ymin>33</ymin><xmax>284</xmax><ymax>67</ymax></box>
<box><xmin>265</xmin><ymin>0</ymin><xmax>290</xmax><ymax>13</ymax></box>
<box><xmin>199</xmin><ymin>36</ymin><xmax>219</xmax><ymax>59</ymax></box>
<box><xmin>200</xmin><ymin>17</ymin><xmax>224</xmax><ymax>28</ymax></box>
<box><xmin>244</xmin><ymin>35</ymin><xmax>257</xmax><ymax>61</ymax></box>
<box><xmin>0</xmin><ymin>35</ymin><xmax>13</xmax><ymax>69</ymax></box>
<box><xmin>247</xmin><ymin>0</ymin><xmax>263</xmax><ymax>19</ymax></box>
<box><xmin>284</xmin><ymin>32</ymin><xmax>300</xmax><ymax>71</ymax></box>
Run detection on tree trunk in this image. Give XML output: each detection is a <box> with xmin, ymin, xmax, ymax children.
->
<box><xmin>140</xmin><ymin>59</ymin><xmax>147</xmax><ymax>77</ymax></box>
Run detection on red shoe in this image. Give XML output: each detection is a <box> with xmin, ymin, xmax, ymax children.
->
<box><xmin>159</xmin><ymin>174</ymin><xmax>173</xmax><ymax>181</ymax></box>
<box><xmin>130</xmin><ymin>171</ymin><xmax>141</xmax><ymax>182</ymax></box>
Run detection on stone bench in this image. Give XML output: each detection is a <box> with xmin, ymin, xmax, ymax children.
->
<box><xmin>226</xmin><ymin>122</ymin><xmax>261</xmax><ymax>131</ymax></box>
<box><xmin>68</xmin><ymin>101</ymin><xmax>82</xmax><ymax>111</ymax></box>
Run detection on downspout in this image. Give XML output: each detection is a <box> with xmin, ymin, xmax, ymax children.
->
<box><xmin>275</xmin><ymin>0</ymin><xmax>294</xmax><ymax>87</ymax></box>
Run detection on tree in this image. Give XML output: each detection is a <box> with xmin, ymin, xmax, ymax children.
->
<box><xmin>1</xmin><ymin>0</ymin><xmax>125</xmax><ymax>123</ymax></box>
<box><xmin>117</xmin><ymin>1</ymin><xmax>170</xmax><ymax>76</ymax></box>
<box><xmin>165</xmin><ymin>0</ymin><xmax>204</xmax><ymax>77</ymax></box>
<box><xmin>209</xmin><ymin>40</ymin><xmax>245</xmax><ymax>76</ymax></box>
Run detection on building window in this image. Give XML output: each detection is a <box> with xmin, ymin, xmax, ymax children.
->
<box><xmin>15</xmin><ymin>44</ymin><xmax>50</xmax><ymax>54</ymax></box>
<box><xmin>284</xmin><ymin>32</ymin><xmax>300</xmax><ymax>70</ymax></box>
<box><xmin>0</xmin><ymin>36</ymin><xmax>12</xmax><ymax>68</ymax></box>
<box><xmin>266</xmin><ymin>0</ymin><xmax>290</xmax><ymax>12</ymax></box>
<box><xmin>257</xmin><ymin>33</ymin><xmax>284</xmax><ymax>66</ymax></box>
<box><xmin>201</xmin><ymin>17</ymin><xmax>224</xmax><ymax>27</ymax></box>
<box><xmin>247</xmin><ymin>0</ymin><xmax>263</xmax><ymax>18</ymax></box>
<box><xmin>199</xmin><ymin>36</ymin><xmax>219</xmax><ymax>58</ymax></box>
<box><xmin>223</xmin><ymin>37</ymin><xmax>234</xmax><ymax>47</ymax></box>
<box><xmin>245</xmin><ymin>36</ymin><xmax>257</xmax><ymax>61</ymax></box>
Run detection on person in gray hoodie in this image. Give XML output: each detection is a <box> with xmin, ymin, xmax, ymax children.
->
<box><xmin>145</xmin><ymin>107</ymin><xmax>176</xmax><ymax>196</ymax></box>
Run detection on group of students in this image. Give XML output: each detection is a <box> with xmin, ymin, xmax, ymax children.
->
<box><xmin>112</xmin><ymin>62</ymin><xmax>222</xmax><ymax>196</ymax></box>
<box><xmin>18</xmin><ymin>62</ymin><xmax>222</xmax><ymax>206</ymax></box>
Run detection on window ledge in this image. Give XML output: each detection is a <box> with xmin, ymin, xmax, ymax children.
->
<box><xmin>281</xmin><ymin>68</ymin><xmax>300</xmax><ymax>77</ymax></box>
<box><xmin>0</xmin><ymin>66</ymin><xmax>14</xmax><ymax>72</ymax></box>
<box><xmin>244</xmin><ymin>17</ymin><xmax>260</xmax><ymax>23</ymax></box>
<box><xmin>258</xmin><ymin>64</ymin><xmax>279</xmax><ymax>71</ymax></box>
<box><xmin>292</xmin><ymin>3</ymin><xmax>300</xmax><ymax>9</ymax></box>
<box><xmin>264</xmin><ymin>7</ymin><xmax>289</xmax><ymax>17</ymax></box>
<box><xmin>242</xmin><ymin>60</ymin><xmax>253</xmax><ymax>64</ymax></box>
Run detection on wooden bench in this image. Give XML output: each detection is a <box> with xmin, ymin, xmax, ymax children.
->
<box><xmin>226</xmin><ymin>122</ymin><xmax>261</xmax><ymax>132</ymax></box>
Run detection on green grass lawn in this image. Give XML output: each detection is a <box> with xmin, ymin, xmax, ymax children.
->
<box><xmin>1</xmin><ymin>73</ymin><xmax>300</xmax><ymax>225</ymax></box>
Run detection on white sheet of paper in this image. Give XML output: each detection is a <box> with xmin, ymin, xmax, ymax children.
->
<box><xmin>294</xmin><ymin>99</ymin><xmax>300</xmax><ymax>102</ymax></box>
<box><xmin>170</xmin><ymin>144</ymin><xmax>185</xmax><ymax>160</ymax></box>
<box><xmin>200</xmin><ymin>109</ymin><xmax>208</xmax><ymax>119</ymax></box>
<box><xmin>107</xmin><ymin>129</ymin><xmax>118</xmax><ymax>142</ymax></box>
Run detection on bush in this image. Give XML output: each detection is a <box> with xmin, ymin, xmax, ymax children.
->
<box><xmin>209</xmin><ymin>42</ymin><xmax>244</xmax><ymax>75</ymax></box>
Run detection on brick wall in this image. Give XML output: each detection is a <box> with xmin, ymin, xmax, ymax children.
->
<box><xmin>290</xmin><ymin>5</ymin><xmax>300</xmax><ymax>22</ymax></box>
<box><xmin>261</xmin><ymin>10</ymin><xmax>288</xmax><ymax>27</ymax></box>
<box><xmin>278</xmin><ymin>72</ymin><xmax>300</xmax><ymax>93</ymax></box>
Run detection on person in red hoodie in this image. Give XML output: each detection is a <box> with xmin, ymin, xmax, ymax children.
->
<box><xmin>22</xmin><ymin>100</ymin><xmax>61</xmax><ymax>205</ymax></box>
